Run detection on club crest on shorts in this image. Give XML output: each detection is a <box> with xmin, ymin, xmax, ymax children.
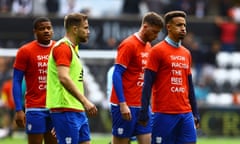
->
<box><xmin>117</xmin><ymin>128</ymin><xmax>124</xmax><ymax>135</ymax></box>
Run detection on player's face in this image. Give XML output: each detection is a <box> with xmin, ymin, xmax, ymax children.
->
<box><xmin>167</xmin><ymin>17</ymin><xmax>186</xmax><ymax>42</ymax></box>
<box><xmin>34</xmin><ymin>21</ymin><xmax>53</xmax><ymax>45</ymax></box>
<box><xmin>144</xmin><ymin>24</ymin><xmax>162</xmax><ymax>42</ymax></box>
<box><xmin>76</xmin><ymin>20</ymin><xmax>90</xmax><ymax>43</ymax></box>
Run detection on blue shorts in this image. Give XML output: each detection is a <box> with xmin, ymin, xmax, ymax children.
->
<box><xmin>111</xmin><ymin>105</ymin><xmax>152</xmax><ymax>138</ymax></box>
<box><xmin>151</xmin><ymin>112</ymin><xmax>197</xmax><ymax>144</ymax></box>
<box><xmin>50</xmin><ymin>112</ymin><xmax>90</xmax><ymax>144</ymax></box>
<box><xmin>25</xmin><ymin>110</ymin><xmax>53</xmax><ymax>134</ymax></box>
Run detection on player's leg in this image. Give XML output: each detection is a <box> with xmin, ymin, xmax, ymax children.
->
<box><xmin>136</xmin><ymin>133</ymin><xmax>151</xmax><ymax>144</ymax></box>
<box><xmin>78</xmin><ymin>113</ymin><xmax>91</xmax><ymax>144</ymax></box>
<box><xmin>109</xmin><ymin>138</ymin><xmax>132</xmax><ymax>144</ymax></box>
<box><xmin>43</xmin><ymin>112</ymin><xmax>57</xmax><ymax>144</ymax></box>
<box><xmin>177</xmin><ymin>112</ymin><xmax>197</xmax><ymax>144</ymax></box>
<box><xmin>111</xmin><ymin>105</ymin><xmax>134</xmax><ymax>144</ymax></box>
<box><xmin>50</xmin><ymin>112</ymin><xmax>80</xmax><ymax>144</ymax></box>
<box><xmin>112</xmin><ymin>135</ymin><xmax>130</xmax><ymax>144</ymax></box>
<box><xmin>135</xmin><ymin>107</ymin><xmax>151</xmax><ymax>144</ymax></box>
<box><xmin>80</xmin><ymin>141</ymin><xmax>90</xmax><ymax>144</ymax></box>
<box><xmin>25</xmin><ymin>110</ymin><xmax>51</xmax><ymax>144</ymax></box>
<box><xmin>28</xmin><ymin>134</ymin><xmax>43</xmax><ymax>144</ymax></box>
<box><xmin>43</xmin><ymin>130</ymin><xmax>58</xmax><ymax>144</ymax></box>
<box><xmin>8</xmin><ymin>109</ymin><xmax>16</xmax><ymax>137</ymax></box>
<box><xmin>151</xmin><ymin>113</ymin><xmax>180</xmax><ymax>144</ymax></box>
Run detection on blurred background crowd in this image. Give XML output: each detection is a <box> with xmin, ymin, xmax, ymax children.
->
<box><xmin>0</xmin><ymin>0</ymin><xmax>238</xmax><ymax>18</ymax></box>
<box><xmin>1</xmin><ymin>0</ymin><xmax>240</xmax><ymax>138</ymax></box>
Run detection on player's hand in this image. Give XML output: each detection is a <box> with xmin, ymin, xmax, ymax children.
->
<box><xmin>84</xmin><ymin>100</ymin><xmax>98</xmax><ymax>117</ymax></box>
<box><xmin>51</xmin><ymin>128</ymin><xmax>57</xmax><ymax>138</ymax></box>
<box><xmin>138</xmin><ymin>109</ymin><xmax>149</xmax><ymax>126</ymax></box>
<box><xmin>119</xmin><ymin>102</ymin><xmax>131</xmax><ymax>121</ymax></box>
<box><xmin>138</xmin><ymin>120</ymin><xmax>148</xmax><ymax>127</ymax></box>
<box><xmin>194</xmin><ymin>117</ymin><xmax>200</xmax><ymax>129</ymax></box>
<box><xmin>15</xmin><ymin>110</ymin><xmax>26</xmax><ymax>128</ymax></box>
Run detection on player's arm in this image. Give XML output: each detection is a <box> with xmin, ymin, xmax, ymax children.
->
<box><xmin>12</xmin><ymin>68</ymin><xmax>25</xmax><ymax>128</ymax></box>
<box><xmin>57</xmin><ymin>65</ymin><xmax>97</xmax><ymax>116</ymax></box>
<box><xmin>112</xmin><ymin>64</ymin><xmax>126</xmax><ymax>103</ymax></box>
<box><xmin>188</xmin><ymin>74</ymin><xmax>200</xmax><ymax>128</ymax></box>
<box><xmin>113</xmin><ymin>64</ymin><xmax>133</xmax><ymax>120</ymax></box>
<box><xmin>12</xmin><ymin>68</ymin><xmax>24</xmax><ymax>111</ymax></box>
<box><xmin>138</xmin><ymin>68</ymin><xmax>156</xmax><ymax>126</ymax></box>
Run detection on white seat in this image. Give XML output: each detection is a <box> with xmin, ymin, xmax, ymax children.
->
<box><xmin>212</xmin><ymin>68</ymin><xmax>229</xmax><ymax>87</ymax></box>
<box><xmin>206</xmin><ymin>93</ymin><xmax>218</xmax><ymax>105</ymax></box>
<box><xmin>218</xmin><ymin>93</ymin><xmax>233</xmax><ymax>105</ymax></box>
<box><xmin>231</xmin><ymin>52</ymin><xmax>240</xmax><ymax>68</ymax></box>
<box><xmin>206</xmin><ymin>93</ymin><xmax>233</xmax><ymax>105</ymax></box>
<box><xmin>216</xmin><ymin>52</ymin><xmax>231</xmax><ymax>68</ymax></box>
<box><xmin>228</xmin><ymin>68</ymin><xmax>240</xmax><ymax>87</ymax></box>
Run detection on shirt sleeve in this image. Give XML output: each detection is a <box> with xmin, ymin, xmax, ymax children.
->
<box><xmin>112</xmin><ymin>64</ymin><xmax>126</xmax><ymax>102</ymax></box>
<box><xmin>139</xmin><ymin>68</ymin><xmax>156</xmax><ymax>121</ymax></box>
<box><xmin>53</xmin><ymin>43</ymin><xmax>72</xmax><ymax>67</ymax></box>
<box><xmin>188</xmin><ymin>74</ymin><xmax>200</xmax><ymax>121</ymax></box>
<box><xmin>12</xmin><ymin>68</ymin><xmax>24</xmax><ymax>111</ymax></box>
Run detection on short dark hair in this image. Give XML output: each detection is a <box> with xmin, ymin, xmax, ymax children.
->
<box><xmin>33</xmin><ymin>17</ymin><xmax>51</xmax><ymax>29</ymax></box>
<box><xmin>64</xmin><ymin>12</ymin><xmax>88</xmax><ymax>30</ymax></box>
<box><xmin>142</xmin><ymin>11</ymin><xmax>164</xmax><ymax>28</ymax></box>
<box><xmin>164</xmin><ymin>11</ymin><xmax>186</xmax><ymax>24</ymax></box>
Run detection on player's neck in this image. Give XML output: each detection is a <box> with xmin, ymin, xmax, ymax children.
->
<box><xmin>65</xmin><ymin>35</ymin><xmax>77</xmax><ymax>47</ymax></box>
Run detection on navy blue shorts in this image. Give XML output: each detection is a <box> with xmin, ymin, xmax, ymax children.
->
<box><xmin>151</xmin><ymin>112</ymin><xmax>197</xmax><ymax>144</ymax></box>
<box><xmin>111</xmin><ymin>105</ymin><xmax>152</xmax><ymax>138</ymax></box>
<box><xmin>50</xmin><ymin>112</ymin><xmax>90</xmax><ymax>144</ymax></box>
<box><xmin>25</xmin><ymin>110</ymin><xmax>53</xmax><ymax>134</ymax></box>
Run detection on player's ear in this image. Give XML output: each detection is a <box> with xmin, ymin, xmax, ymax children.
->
<box><xmin>72</xmin><ymin>25</ymin><xmax>79</xmax><ymax>34</ymax></box>
<box><xmin>166</xmin><ymin>23</ymin><xmax>171</xmax><ymax>31</ymax></box>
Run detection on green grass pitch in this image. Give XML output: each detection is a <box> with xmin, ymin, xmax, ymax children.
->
<box><xmin>1</xmin><ymin>134</ymin><xmax>240</xmax><ymax>144</ymax></box>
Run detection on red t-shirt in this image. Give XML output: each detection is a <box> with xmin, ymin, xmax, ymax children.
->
<box><xmin>147</xmin><ymin>40</ymin><xmax>192</xmax><ymax>113</ymax></box>
<box><xmin>14</xmin><ymin>40</ymin><xmax>55</xmax><ymax>109</ymax></box>
<box><xmin>220</xmin><ymin>22</ymin><xmax>238</xmax><ymax>43</ymax></box>
<box><xmin>1</xmin><ymin>79</ymin><xmax>15</xmax><ymax>110</ymax></box>
<box><xmin>52</xmin><ymin>42</ymin><xmax>72</xmax><ymax>67</ymax></box>
<box><xmin>110</xmin><ymin>34</ymin><xmax>151</xmax><ymax>106</ymax></box>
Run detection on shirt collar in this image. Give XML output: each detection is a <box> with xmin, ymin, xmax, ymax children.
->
<box><xmin>134</xmin><ymin>32</ymin><xmax>145</xmax><ymax>44</ymax></box>
<box><xmin>165</xmin><ymin>36</ymin><xmax>181</xmax><ymax>48</ymax></box>
<box><xmin>64</xmin><ymin>37</ymin><xmax>79</xmax><ymax>52</ymax></box>
<box><xmin>37</xmin><ymin>40</ymin><xmax>52</xmax><ymax>47</ymax></box>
